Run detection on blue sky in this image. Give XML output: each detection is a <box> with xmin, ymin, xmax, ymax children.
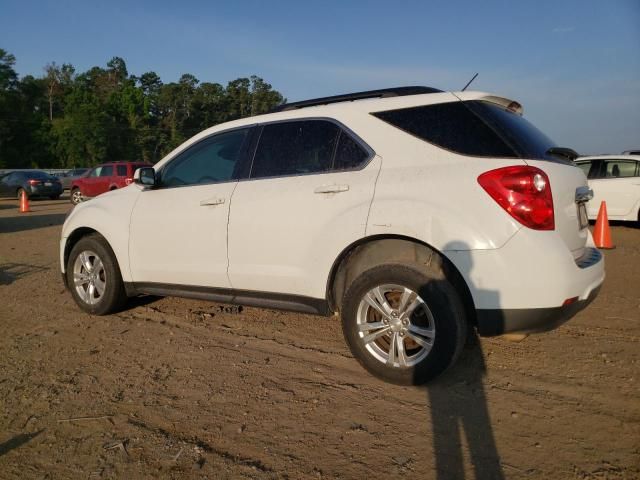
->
<box><xmin>1</xmin><ymin>0</ymin><xmax>638</xmax><ymax>154</ymax></box>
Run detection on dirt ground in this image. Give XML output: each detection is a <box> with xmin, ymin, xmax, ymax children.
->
<box><xmin>0</xmin><ymin>196</ymin><xmax>638</xmax><ymax>480</ymax></box>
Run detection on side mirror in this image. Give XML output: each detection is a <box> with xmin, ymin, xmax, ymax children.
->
<box><xmin>134</xmin><ymin>167</ymin><xmax>157</xmax><ymax>186</ymax></box>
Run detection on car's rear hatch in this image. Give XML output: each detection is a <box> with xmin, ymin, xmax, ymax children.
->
<box><xmin>458</xmin><ymin>94</ymin><xmax>589</xmax><ymax>257</ymax></box>
<box><xmin>524</xmin><ymin>159</ymin><xmax>590</xmax><ymax>257</ymax></box>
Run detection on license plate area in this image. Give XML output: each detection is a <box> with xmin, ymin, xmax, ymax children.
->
<box><xmin>577</xmin><ymin>202</ymin><xmax>589</xmax><ymax>230</ymax></box>
<box><xmin>44</xmin><ymin>182</ymin><xmax>52</xmax><ymax>187</ymax></box>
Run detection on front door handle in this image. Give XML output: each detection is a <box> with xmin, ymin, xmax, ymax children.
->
<box><xmin>200</xmin><ymin>197</ymin><xmax>226</xmax><ymax>206</ymax></box>
<box><xmin>314</xmin><ymin>184</ymin><xmax>349</xmax><ymax>194</ymax></box>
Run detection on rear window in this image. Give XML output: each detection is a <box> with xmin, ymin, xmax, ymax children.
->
<box><xmin>116</xmin><ymin>165</ymin><xmax>127</xmax><ymax>176</ymax></box>
<box><xmin>27</xmin><ymin>171</ymin><xmax>53</xmax><ymax>179</ymax></box>
<box><xmin>372</xmin><ymin>100</ymin><xmax>558</xmax><ymax>160</ymax></box>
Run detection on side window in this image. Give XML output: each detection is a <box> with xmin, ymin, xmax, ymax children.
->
<box><xmin>116</xmin><ymin>165</ymin><xmax>127</xmax><ymax>176</ymax></box>
<box><xmin>333</xmin><ymin>131</ymin><xmax>370</xmax><ymax>170</ymax></box>
<box><xmin>161</xmin><ymin>128</ymin><xmax>248</xmax><ymax>187</ymax></box>
<box><xmin>89</xmin><ymin>167</ymin><xmax>102</xmax><ymax>177</ymax></box>
<box><xmin>251</xmin><ymin>120</ymin><xmax>339</xmax><ymax>179</ymax></box>
<box><xmin>577</xmin><ymin>161</ymin><xmax>591</xmax><ymax>177</ymax></box>
<box><xmin>373</xmin><ymin>103</ymin><xmax>517</xmax><ymax>158</ymax></box>
<box><xmin>100</xmin><ymin>165</ymin><xmax>113</xmax><ymax>177</ymax></box>
<box><xmin>603</xmin><ymin>160</ymin><xmax>637</xmax><ymax>178</ymax></box>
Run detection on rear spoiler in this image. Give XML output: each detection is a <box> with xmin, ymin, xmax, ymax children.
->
<box><xmin>452</xmin><ymin>92</ymin><xmax>524</xmax><ymax>116</ymax></box>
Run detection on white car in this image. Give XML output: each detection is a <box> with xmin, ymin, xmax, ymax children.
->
<box><xmin>576</xmin><ymin>155</ymin><xmax>640</xmax><ymax>222</ymax></box>
<box><xmin>60</xmin><ymin>86</ymin><xmax>605</xmax><ymax>385</ymax></box>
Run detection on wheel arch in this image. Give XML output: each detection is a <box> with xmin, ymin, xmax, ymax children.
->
<box><xmin>326</xmin><ymin>235</ymin><xmax>477</xmax><ymax>327</ymax></box>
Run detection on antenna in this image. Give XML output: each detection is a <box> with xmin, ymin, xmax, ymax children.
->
<box><xmin>461</xmin><ymin>73</ymin><xmax>478</xmax><ymax>91</ymax></box>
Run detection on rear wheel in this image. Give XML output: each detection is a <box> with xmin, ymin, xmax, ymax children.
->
<box><xmin>341</xmin><ymin>264</ymin><xmax>467</xmax><ymax>385</ymax></box>
<box><xmin>66</xmin><ymin>234</ymin><xmax>127</xmax><ymax>315</ymax></box>
<box><xmin>70</xmin><ymin>188</ymin><xmax>83</xmax><ymax>205</ymax></box>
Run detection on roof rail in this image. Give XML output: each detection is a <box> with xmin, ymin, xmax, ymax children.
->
<box><xmin>270</xmin><ymin>86</ymin><xmax>443</xmax><ymax>113</ymax></box>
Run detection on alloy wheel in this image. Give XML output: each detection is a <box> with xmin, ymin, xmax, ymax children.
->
<box><xmin>73</xmin><ymin>250</ymin><xmax>106</xmax><ymax>305</ymax></box>
<box><xmin>356</xmin><ymin>284</ymin><xmax>436</xmax><ymax>368</ymax></box>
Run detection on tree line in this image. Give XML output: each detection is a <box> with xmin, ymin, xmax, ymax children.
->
<box><xmin>0</xmin><ymin>48</ymin><xmax>285</xmax><ymax>169</ymax></box>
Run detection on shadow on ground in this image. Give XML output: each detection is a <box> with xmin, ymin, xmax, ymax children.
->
<box><xmin>425</xmin><ymin>335</ymin><xmax>504</xmax><ymax>480</ymax></box>
<box><xmin>0</xmin><ymin>213</ymin><xmax>66</xmax><ymax>234</ymax></box>
<box><xmin>0</xmin><ymin>263</ymin><xmax>50</xmax><ymax>285</ymax></box>
<box><xmin>0</xmin><ymin>430</ymin><xmax>44</xmax><ymax>457</ymax></box>
<box><xmin>126</xmin><ymin>294</ymin><xmax>163</xmax><ymax>310</ymax></box>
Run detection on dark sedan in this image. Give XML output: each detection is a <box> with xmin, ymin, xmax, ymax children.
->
<box><xmin>57</xmin><ymin>168</ymin><xmax>90</xmax><ymax>190</ymax></box>
<box><xmin>0</xmin><ymin>170</ymin><xmax>63</xmax><ymax>200</ymax></box>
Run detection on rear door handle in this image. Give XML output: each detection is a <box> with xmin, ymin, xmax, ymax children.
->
<box><xmin>200</xmin><ymin>197</ymin><xmax>225</xmax><ymax>206</ymax></box>
<box><xmin>314</xmin><ymin>184</ymin><xmax>349</xmax><ymax>194</ymax></box>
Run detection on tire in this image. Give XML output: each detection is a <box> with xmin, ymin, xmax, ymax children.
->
<box><xmin>49</xmin><ymin>195</ymin><xmax>61</xmax><ymax>200</ymax></box>
<box><xmin>341</xmin><ymin>264</ymin><xmax>467</xmax><ymax>385</ymax></box>
<box><xmin>70</xmin><ymin>188</ymin><xmax>83</xmax><ymax>205</ymax></box>
<box><xmin>66</xmin><ymin>233</ymin><xmax>127</xmax><ymax>315</ymax></box>
<box><xmin>17</xmin><ymin>188</ymin><xmax>27</xmax><ymax>200</ymax></box>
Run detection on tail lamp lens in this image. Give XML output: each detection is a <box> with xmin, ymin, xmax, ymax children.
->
<box><xmin>478</xmin><ymin>166</ymin><xmax>554</xmax><ymax>230</ymax></box>
<box><xmin>28</xmin><ymin>179</ymin><xmax>41</xmax><ymax>186</ymax></box>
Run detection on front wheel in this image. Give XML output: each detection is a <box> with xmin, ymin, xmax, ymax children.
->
<box><xmin>341</xmin><ymin>264</ymin><xmax>467</xmax><ymax>385</ymax></box>
<box><xmin>66</xmin><ymin>234</ymin><xmax>127</xmax><ymax>315</ymax></box>
<box><xmin>70</xmin><ymin>188</ymin><xmax>83</xmax><ymax>205</ymax></box>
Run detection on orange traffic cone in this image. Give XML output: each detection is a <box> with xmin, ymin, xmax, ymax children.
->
<box><xmin>19</xmin><ymin>190</ymin><xmax>31</xmax><ymax>213</ymax></box>
<box><xmin>593</xmin><ymin>201</ymin><xmax>614</xmax><ymax>249</ymax></box>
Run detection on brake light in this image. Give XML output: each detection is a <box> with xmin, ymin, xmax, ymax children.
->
<box><xmin>28</xmin><ymin>179</ymin><xmax>41</xmax><ymax>186</ymax></box>
<box><xmin>478</xmin><ymin>166</ymin><xmax>554</xmax><ymax>230</ymax></box>
<box><xmin>125</xmin><ymin>178</ymin><xmax>133</xmax><ymax>185</ymax></box>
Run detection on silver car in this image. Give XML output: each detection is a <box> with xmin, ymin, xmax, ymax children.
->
<box><xmin>57</xmin><ymin>168</ymin><xmax>90</xmax><ymax>190</ymax></box>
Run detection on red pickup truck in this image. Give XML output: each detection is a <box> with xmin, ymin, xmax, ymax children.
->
<box><xmin>70</xmin><ymin>161</ymin><xmax>151</xmax><ymax>204</ymax></box>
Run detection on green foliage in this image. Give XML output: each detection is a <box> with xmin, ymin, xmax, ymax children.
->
<box><xmin>0</xmin><ymin>49</ymin><xmax>285</xmax><ymax>169</ymax></box>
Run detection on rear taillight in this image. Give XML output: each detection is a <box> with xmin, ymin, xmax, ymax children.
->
<box><xmin>478</xmin><ymin>166</ymin><xmax>554</xmax><ymax>230</ymax></box>
<box><xmin>28</xmin><ymin>179</ymin><xmax>41</xmax><ymax>186</ymax></box>
<box><xmin>125</xmin><ymin>178</ymin><xmax>133</xmax><ymax>185</ymax></box>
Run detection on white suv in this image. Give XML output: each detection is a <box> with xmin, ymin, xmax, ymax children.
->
<box><xmin>576</xmin><ymin>154</ymin><xmax>640</xmax><ymax>222</ymax></box>
<box><xmin>60</xmin><ymin>86</ymin><xmax>605</xmax><ymax>384</ymax></box>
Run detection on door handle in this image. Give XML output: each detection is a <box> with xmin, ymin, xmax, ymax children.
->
<box><xmin>314</xmin><ymin>184</ymin><xmax>349</xmax><ymax>194</ymax></box>
<box><xmin>200</xmin><ymin>197</ymin><xmax>225</xmax><ymax>206</ymax></box>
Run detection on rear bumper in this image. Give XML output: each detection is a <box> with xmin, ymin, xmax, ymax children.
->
<box><xmin>29</xmin><ymin>185</ymin><xmax>63</xmax><ymax>196</ymax></box>
<box><xmin>476</xmin><ymin>284</ymin><xmax>601</xmax><ymax>336</ymax></box>
<box><xmin>444</xmin><ymin>228</ymin><xmax>605</xmax><ymax>335</ymax></box>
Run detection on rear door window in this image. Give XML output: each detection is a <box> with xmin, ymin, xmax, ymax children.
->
<box><xmin>100</xmin><ymin>166</ymin><xmax>113</xmax><ymax>177</ymax></box>
<box><xmin>251</xmin><ymin>120</ymin><xmax>340</xmax><ymax>179</ymax></box>
<box><xmin>603</xmin><ymin>159</ymin><xmax>638</xmax><ymax>178</ymax></box>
